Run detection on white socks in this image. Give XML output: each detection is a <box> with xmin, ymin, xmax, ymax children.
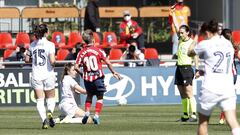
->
<box><xmin>232</xmin><ymin>128</ymin><xmax>240</xmax><ymax>135</ymax></box>
<box><xmin>46</xmin><ymin>98</ymin><xmax>56</xmax><ymax>113</ymax></box>
<box><xmin>60</xmin><ymin>117</ymin><xmax>83</xmax><ymax>123</ymax></box>
<box><xmin>36</xmin><ymin>98</ymin><xmax>46</xmax><ymax>122</ymax></box>
<box><xmin>94</xmin><ymin>114</ymin><xmax>99</xmax><ymax>119</ymax></box>
<box><xmin>37</xmin><ymin>98</ymin><xmax>55</xmax><ymax>122</ymax></box>
<box><xmin>85</xmin><ymin>112</ymin><xmax>90</xmax><ymax>116</ymax></box>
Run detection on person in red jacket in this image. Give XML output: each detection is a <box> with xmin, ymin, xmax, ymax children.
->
<box><xmin>119</xmin><ymin>10</ymin><xmax>145</xmax><ymax>52</ymax></box>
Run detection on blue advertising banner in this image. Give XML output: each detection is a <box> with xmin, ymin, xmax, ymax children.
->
<box><xmin>80</xmin><ymin>66</ymin><xmax>203</xmax><ymax>105</ymax></box>
<box><xmin>1</xmin><ymin>64</ymin><xmax>240</xmax><ymax>106</ymax></box>
<box><xmin>81</xmin><ymin>65</ymin><xmax>240</xmax><ymax>106</ymax></box>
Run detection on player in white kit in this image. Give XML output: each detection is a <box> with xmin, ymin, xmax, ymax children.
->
<box><xmin>188</xmin><ymin>20</ymin><xmax>240</xmax><ymax>135</ymax></box>
<box><xmin>56</xmin><ymin>63</ymin><xmax>93</xmax><ymax>123</ymax></box>
<box><xmin>24</xmin><ymin>24</ymin><xmax>56</xmax><ymax>129</ymax></box>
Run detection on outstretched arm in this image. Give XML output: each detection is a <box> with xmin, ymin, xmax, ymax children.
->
<box><xmin>74</xmin><ymin>84</ymin><xmax>86</xmax><ymax>94</ymax></box>
<box><xmin>104</xmin><ymin>58</ymin><xmax>122</xmax><ymax>80</ymax></box>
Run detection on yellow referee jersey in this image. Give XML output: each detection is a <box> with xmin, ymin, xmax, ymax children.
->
<box><xmin>177</xmin><ymin>38</ymin><xmax>193</xmax><ymax>66</ymax></box>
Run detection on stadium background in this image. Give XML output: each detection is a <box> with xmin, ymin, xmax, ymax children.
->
<box><xmin>0</xmin><ymin>1</ymin><xmax>240</xmax><ymax>134</ymax></box>
<box><xmin>1</xmin><ymin>0</ymin><xmax>240</xmax><ymax>54</ymax></box>
<box><xmin>0</xmin><ymin>0</ymin><xmax>240</xmax><ymax>106</ymax></box>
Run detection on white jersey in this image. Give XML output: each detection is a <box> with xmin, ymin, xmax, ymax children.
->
<box><xmin>29</xmin><ymin>37</ymin><xmax>55</xmax><ymax>80</ymax></box>
<box><xmin>60</xmin><ymin>75</ymin><xmax>78</xmax><ymax>104</ymax></box>
<box><xmin>194</xmin><ymin>35</ymin><xmax>235</xmax><ymax>95</ymax></box>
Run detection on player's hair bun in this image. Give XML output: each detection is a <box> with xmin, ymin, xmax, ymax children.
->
<box><xmin>34</xmin><ymin>24</ymin><xmax>48</xmax><ymax>39</ymax></box>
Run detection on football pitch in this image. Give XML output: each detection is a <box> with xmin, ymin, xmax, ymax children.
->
<box><xmin>0</xmin><ymin>105</ymin><xmax>236</xmax><ymax>135</ymax></box>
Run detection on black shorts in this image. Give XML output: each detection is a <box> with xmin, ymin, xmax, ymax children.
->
<box><xmin>174</xmin><ymin>65</ymin><xmax>194</xmax><ymax>86</ymax></box>
<box><xmin>84</xmin><ymin>77</ymin><xmax>106</xmax><ymax>96</ymax></box>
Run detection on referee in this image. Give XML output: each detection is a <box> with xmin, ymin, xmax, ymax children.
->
<box><xmin>174</xmin><ymin>25</ymin><xmax>198</xmax><ymax>122</ymax></box>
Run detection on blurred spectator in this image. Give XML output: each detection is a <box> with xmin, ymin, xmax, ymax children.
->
<box><xmin>65</xmin><ymin>42</ymin><xmax>83</xmax><ymax>60</ymax></box>
<box><xmin>5</xmin><ymin>44</ymin><xmax>26</xmax><ymax>61</ymax></box>
<box><xmin>169</xmin><ymin>0</ymin><xmax>191</xmax><ymax>59</ymax></box>
<box><xmin>119</xmin><ymin>10</ymin><xmax>145</xmax><ymax>52</ymax></box>
<box><xmin>121</xmin><ymin>41</ymin><xmax>144</xmax><ymax>67</ymax></box>
<box><xmin>84</xmin><ymin>0</ymin><xmax>100</xmax><ymax>33</ymax></box>
<box><xmin>17</xmin><ymin>45</ymin><xmax>27</xmax><ymax>61</ymax></box>
<box><xmin>4</xmin><ymin>44</ymin><xmax>28</xmax><ymax>68</ymax></box>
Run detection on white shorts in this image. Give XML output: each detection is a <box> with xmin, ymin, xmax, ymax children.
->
<box><xmin>58</xmin><ymin>101</ymin><xmax>79</xmax><ymax>117</ymax></box>
<box><xmin>31</xmin><ymin>76</ymin><xmax>56</xmax><ymax>90</ymax></box>
<box><xmin>197</xmin><ymin>88</ymin><xmax>237</xmax><ymax>116</ymax></box>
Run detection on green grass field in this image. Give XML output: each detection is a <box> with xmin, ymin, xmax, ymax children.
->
<box><xmin>0</xmin><ymin>105</ymin><xmax>236</xmax><ymax>135</ymax></box>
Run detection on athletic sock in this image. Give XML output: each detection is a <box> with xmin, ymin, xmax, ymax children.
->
<box><xmin>232</xmin><ymin>128</ymin><xmax>240</xmax><ymax>135</ymax></box>
<box><xmin>94</xmin><ymin>114</ymin><xmax>99</xmax><ymax>119</ymax></box>
<box><xmin>95</xmin><ymin>102</ymin><xmax>103</xmax><ymax>116</ymax></box>
<box><xmin>60</xmin><ymin>116</ymin><xmax>81</xmax><ymax>123</ymax></box>
<box><xmin>46</xmin><ymin>98</ymin><xmax>56</xmax><ymax>113</ymax></box>
<box><xmin>36</xmin><ymin>98</ymin><xmax>46</xmax><ymax>122</ymax></box>
<box><xmin>60</xmin><ymin>117</ymin><xmax>91</xmax><ymax>123</ymax></box>
<box><xmin>219</xmin><ymin>112</ymin><xmax>225</xmax><ymax>120</ymax></box>
<box><xmin>70</xmin><ymin>117</ymin><xmax>84</xmax><ymax>123</ymax></box>
<box><xmin>181</xmin><ymin>98</ymin><xmax>189</xmax><ymax>117</ymax></box>
<box><xmin>189</xmin><ymin>97</ymin><xmax>197</xmax><ymax>116</ymax></box>
<box><xmin>85</xmin><ymin>101</ymin><xmax>92</xmax><ymax>114</ymax></box>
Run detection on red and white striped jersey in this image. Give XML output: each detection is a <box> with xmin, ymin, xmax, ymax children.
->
<box><xmin>76</xmin><ymin>46</ymin><xmax>106</xmax><ymax>82</ymax></box>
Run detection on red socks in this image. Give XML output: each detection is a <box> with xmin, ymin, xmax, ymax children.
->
<box><xmin>95</xmin><ymin>102</ymin><xmax>103</xmax><ymax>116</ymax></box>
<box><xmin>85</xmin><ymin>101</ymin><xmax>103</xmax><ymax>116</ymax></box>
<box><xmin>220</xmin><ymin>112</ymin><xmax>225</xmax><ymax>120</ymax></box>
<box><xmin>85</xmin><ymin>101</ymin><xmax>92</xmax><ymax>112</ymax></box>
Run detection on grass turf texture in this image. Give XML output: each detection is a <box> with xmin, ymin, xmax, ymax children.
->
<box><xmin>0</xmin><ymin>105</ymin><xmax>236</xmax><ymax>135</ymax></box>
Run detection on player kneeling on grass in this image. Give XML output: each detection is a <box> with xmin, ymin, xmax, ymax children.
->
<box><xmin>55</xmin><ymin>63</ymin><xmax>93</xmax><ymax>124</ymax></box>
<box><xmin>75</xmin><ymin>29</ymin><xmax>122</xmax><ymax>125</ymax></box>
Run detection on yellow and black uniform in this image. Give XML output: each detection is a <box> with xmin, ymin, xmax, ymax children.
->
<box><xmin>174</xmin><ymin>37</ymin><xmax>197</xmax><ymax>122</ymax></box>
<box><xmin>174</xmin><ymin>38</ymin><xmax>194</xmax><ymax>86</ymax></box>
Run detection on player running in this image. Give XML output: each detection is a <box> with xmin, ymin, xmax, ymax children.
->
<box><xmin>188</xmin><ymin>20</ymin><xmax>240</xmax><ymax>135</ymax></box>
<box><xmin>218</xmin><ymin>28</ymin><xmax>239</xmax><ymax>124</ymax></box>
<box><xmin>24</xmin><ymin>24</ymin><xmax>56</xmax><ymax>129</ymax></box>
<box><xmin>75</xmin><ymin>29</ymin><xmax>121</xmax><ymax>125</ymax></box>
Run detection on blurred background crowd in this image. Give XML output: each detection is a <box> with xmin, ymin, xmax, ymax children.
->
<box><xmin>0</xmin><ymin>0</ymin><xmax>239</xmax><ymax>68</ymax></box>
